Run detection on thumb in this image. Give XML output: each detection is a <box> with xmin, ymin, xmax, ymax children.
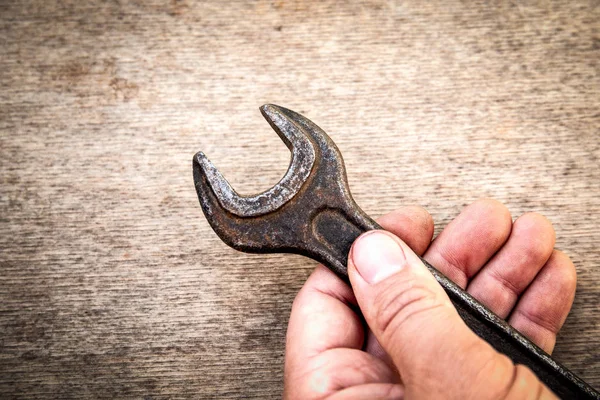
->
<box><xmin>348</xmin><ymin>230</ymin><xmax>555</xmax><ymax>400</ymax></box>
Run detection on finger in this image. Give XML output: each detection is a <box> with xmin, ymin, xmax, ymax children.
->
<box><xmin>327</xmin><ymin>383</ymin><xmax>404</xmax><ymax>400</ymax></box>
<box><xmin>348</xmin><ymin>230</ymin><xmax>527</xmax><ymax>399</ymax></box>
<box><xmin>285</xmin><ymin>265</ymin><xmax>361</xmax><ymax>371</ymax></box>
<box><xmin>508</xmin><ymin>250</ymin><xmax>577</xmax><ymax>353</ymax></box>
<box><xmin>378</xmin><ymin>206</ymin><xmax>434</xmax><ymax>256</ymax></box>
<box><xmin>423</xmin><ymin>198</ymin><xmax>512</xmax><ymax>288</ymax></box>
<box><xmin>285</xmin><ymin>349</ymin><xmax>400</xmax><ymax>399</ymax></box>
<box><xmin>467</xmin><ymin>212</ymin><xmax>556</xmax><ymax>318</ymax></box>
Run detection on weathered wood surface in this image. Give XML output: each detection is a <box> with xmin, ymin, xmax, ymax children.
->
<box><xmin>1</xmin><ymin>0</ymin><xmax>599</xmax><ymax>398</ymax></box>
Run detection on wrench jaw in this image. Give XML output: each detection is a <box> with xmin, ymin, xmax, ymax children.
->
<box><xmin>192</xmin><ymin>104</ymin><xmax>321</xmax><ymax>252</ymax></box>
<box><xmin>194</xmin><ymin>104</ymin><xmax>371</xmax><ymax>258</ymax></box>
<box><xmin>193</xmin><ymin>151</ymin><xmax>310</xmax><ymax>255</ymax></box>
<box><xmin>262</xmin><ymin>104</ymin><xmax>357</xmax><ymax>207</ymax></box>
<box><xmin>260</xmin><ymin>104</ymin><xmax>311</xmax><ymax>152</ymax></box>
<box><xmin>194</xmin><ymin>105</ymin><xmax>317</xmax><ymax>220</ymax></box>
<box><xmin>192</xmin><ymin>153</ymin><xmax>268</xmax><ymax>252</ymax></box>
<box><xmin>193</xmin><ymin>104</ymin><xmax>364</xmax><ymax>258</ymax></box>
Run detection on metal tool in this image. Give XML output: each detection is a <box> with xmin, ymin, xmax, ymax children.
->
<box><xmin>193</xmin><ymin>104</ymin><xmax>599</xmax><ymax>399</ymax></box>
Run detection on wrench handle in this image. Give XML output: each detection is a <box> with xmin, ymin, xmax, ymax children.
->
<box><xmin>312</xmin><ymin>208</ymin><xmax>599</xmax><ymax>399</ymax></box>
<box><xmin>422</xmin><ymin>257</ymin><xmax>599</xmax><ymax>400</ymax></box>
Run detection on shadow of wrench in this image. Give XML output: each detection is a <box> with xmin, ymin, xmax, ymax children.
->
<box><xmin>193</xmin><ymin>104</ymin><xmax>599</xmax><ymax>399</ymax></box>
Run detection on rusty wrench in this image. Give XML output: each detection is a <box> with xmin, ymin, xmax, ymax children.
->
<box><xmin>193</xmin><ymin>104</ymin><xmax>599</xmax><ymax>399</ymax></box>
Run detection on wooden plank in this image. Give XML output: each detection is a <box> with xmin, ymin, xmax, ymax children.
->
<box><xmin>1</xmin><ymin>0</ymin><xmax>598</xmax><ymax>397</ymax></box>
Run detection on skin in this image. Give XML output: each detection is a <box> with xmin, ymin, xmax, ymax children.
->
<box><xmin>284</xmin><ymin>199</ymin><xmax>577</xmax><ymax>399</ymax></box>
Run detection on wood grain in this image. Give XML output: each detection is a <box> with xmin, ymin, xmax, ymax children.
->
<box><xmin>1</xmin><ymin>0</ymin><xmax>599</xmax><ymax>398</ymax></box>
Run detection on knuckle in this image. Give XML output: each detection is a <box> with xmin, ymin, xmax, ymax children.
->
<box><xmin>372</xmin><ymin>277</ymin><xmax>442</xmax><ymax>338</ymax></box>
<box><xmin>521</xmin><ymin>244</ymin><xmax>552</xmax><ymax>272</ymax></box>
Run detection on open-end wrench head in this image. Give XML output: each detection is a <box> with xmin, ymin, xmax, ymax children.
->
<box><xmin>193</xmin><ymin>104</ymin><xmax>364</xmax><ymax>272</ymax></box>
<box><xmin>193</xmin><ymin>105</ymin><xmax>316</xmax><ymax>218</ymax></box>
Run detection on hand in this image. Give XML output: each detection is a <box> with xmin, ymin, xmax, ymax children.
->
<box><xmin>284</xmin><ymin>199</ymin><xmax>576</xmax><ymax>399</ymax></box>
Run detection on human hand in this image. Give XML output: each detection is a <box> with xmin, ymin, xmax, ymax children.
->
<box><xmin>284</xmin><ymin>199</ymin><xmax>576</xmax><ymax>399</ymax></box>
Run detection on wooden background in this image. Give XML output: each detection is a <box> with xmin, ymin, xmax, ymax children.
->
<box><xmin>1</xmin><ymin>0</ymin><xmax>599</xmax><ymax>398</ymax></box>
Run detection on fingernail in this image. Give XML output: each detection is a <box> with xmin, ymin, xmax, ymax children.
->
<box><xmin>351</xmin><ymin>231</ymin><xmax>407</xmax><ymax>284</ymax></box>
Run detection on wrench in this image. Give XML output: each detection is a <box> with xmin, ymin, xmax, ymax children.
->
<box><xmin>193</xmin><ymin>104</ymin><xmax>599</xmax><ymax>399</ymax></box>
